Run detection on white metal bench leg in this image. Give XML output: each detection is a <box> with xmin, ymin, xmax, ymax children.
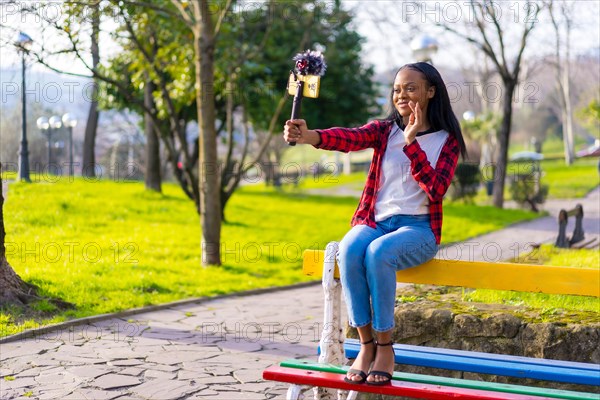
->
<box><xmin>287</xmin><ymin>384</ymin><xmax>304</xmax><ymax>400</ymax></box>
<box><xmin>313</xmin><ymin>242</ymin><xmax>356</xmax><ymax>400</ymax></box>
<box><xmin>319</xmin><ymin>242</ymin><xmax>344</xmax><ymax>366</ymax></box>
<box><xmin>344</xmin><ymin>391</ymin><xmax>358</xmax><ymax>400</ymax></box>
<box><xmin>287</xmin><ymin>242</ymin><xmax>355</xmax><ymax>400</ymax></box>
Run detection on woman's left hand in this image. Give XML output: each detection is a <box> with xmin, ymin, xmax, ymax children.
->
<box><xmin>403</xmin><ymin>101</ymin><xmax>425</xmax><ymax>145</ymax></box>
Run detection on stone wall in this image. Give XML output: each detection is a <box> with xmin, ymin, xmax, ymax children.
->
<box><xmin>347</xmin><ymin>287</ymin><xmax>600</xmax><ymax>399</ymax></box>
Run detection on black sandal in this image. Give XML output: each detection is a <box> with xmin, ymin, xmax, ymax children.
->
<box><xmin>343</xmin><ymin>338</ymin><xmax>375</xmax><ymax>384</ymax></box>
<box><xmin>366</xmin><ymin>341</ymin><xmax>394</xmax><ymax>386</ymax></box>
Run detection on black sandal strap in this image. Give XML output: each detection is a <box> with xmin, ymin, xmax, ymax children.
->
<box><xmin>366</xmin><ymin>370</ymin><xmax>393</xmax><ymax>386</ymax></box>
<box><xmin>368</xmin><ymin>370</ymin><xmax>392</xmax><ymax>379</ymax></box>
<box><xmin>361</xmin><ymin>338</ymin><xmax>375</xmax><ymax>345</ymax></box>
<box><xmin>376</xmin><ymin>341</ymin><xmax>393</xmax><ymax>347</ymax></box>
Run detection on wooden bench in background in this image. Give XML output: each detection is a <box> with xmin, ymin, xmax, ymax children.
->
<box><xmin>263</xmin><ymin>242</ymin><xmax>600</xmax><ymax>400</ymax></box>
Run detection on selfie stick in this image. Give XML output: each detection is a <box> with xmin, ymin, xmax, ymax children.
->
<box><xmin>287</xmin><ymin>50</ymin><xmax>326</xmax><ymax>146</ymax></box>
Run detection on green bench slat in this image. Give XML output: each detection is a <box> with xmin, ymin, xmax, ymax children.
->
<box><xmin>281</xmin><ymin>359</ymin><xmax>599</xmax><ymax>400</ymax></box>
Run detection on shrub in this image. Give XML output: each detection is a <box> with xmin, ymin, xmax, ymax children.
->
<box><xmin>509</xmin><ymin>170</ymin><xmax>549</xmax><ymax>212</ymax></box>
<box><xmin>450</xmin><ymin>163</ymin><xmax>481</xmax><ymax>202</ymax></box>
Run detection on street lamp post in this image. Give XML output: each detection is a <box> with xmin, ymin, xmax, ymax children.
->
<box><xmin>48</xmin><ymin>116</ymin><xmax>62</xmax><ymax>171</ymax></box>
<box><xmin>16</xmin><ymin>32</ymin><xmax>33</xmax><ymax>182</ymax></box>
<box><xmin>62</xmin><ymin>113</ymin><xmax>77</xmax><ymax>177</ymax></box>
<box><xmin>37</xmin><ymin>116</ymin><xmax>63</xmax><ymax>173</ymax></box>
<box><xmin>410</xmin><ymin>35</ymin><xmax>439</xmax><ymax>64</ymax></box>
<box><xmin>36</xmin><ymin>117</ymin><xmax>50</xmax><ymax>166</ymax></box>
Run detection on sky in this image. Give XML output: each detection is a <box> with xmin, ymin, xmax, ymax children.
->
<box><xmin>344</xmin><ymin>0</ymin><xmax>600</xmax><ymax>73</ymax></box>
<box><xmin>0</xmin><ymin>1</ymin><xmax>599</xmax><ymax>76</ymax></box>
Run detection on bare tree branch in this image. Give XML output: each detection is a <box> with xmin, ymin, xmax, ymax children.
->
<box><xmin>486</xmin><ymin>2</ymin><xmax>508</xmax><ymax>72</ymax></box>
<box><xmin>121</xmin><ymin>0</ymin><xmax>180</xmax><ymax>18</ymax></box>
<box><xmin>512</xmin><ymin>1</ymin><xmax>541</xmax><ymax>79</ymax></box>
<box><xmin>214</xmin><ymin>0</ymin><xmax>234</xmax><ymax>39</ymax></box>
<box><xmin>169</xmin><ymin>0</ymin><xmax>195</xmax><ymax>27</ymax></box>
<box><xmin>116</xmin><ymin>4</ymin><xmax>184</xmax><ymax>138</ymax></box>
<box><xmin>471</xmin><ymin>2</ymin><xmax>507</xmax><ymax>77</ymax></box>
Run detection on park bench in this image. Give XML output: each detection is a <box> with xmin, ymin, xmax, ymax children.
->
<box><xmin>554</xmin><ymin>204</ymin><xmax>598</xmax><ymax>249</ymax></box>
<box><xmin>263</xmin><ymin>242</ymin><xmax>600</xmax><ymax>400</ymax></box>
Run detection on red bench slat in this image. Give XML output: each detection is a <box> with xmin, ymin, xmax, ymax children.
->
<box><xmin>262</xmin><ymin>365</ymin><xmax>559</xmax><ymax>400</ymax></box>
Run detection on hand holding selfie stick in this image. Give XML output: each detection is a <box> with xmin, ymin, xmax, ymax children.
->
<box><xmin>287</xmin><ymin>50</ymin><xmax>327</xmax><ymax>146</ymax></box>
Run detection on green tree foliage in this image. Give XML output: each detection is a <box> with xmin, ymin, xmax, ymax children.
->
<box><xmin>461</xmin><ymin>112</ymin><xmax>501</xmax><ymax>143</ymax></box>
<box><xmin>97</xmin><ymin>0</ymin><xmax>203</xmax><ymax>204</ymax></box>
<box><xmin>576</xmin><ymin>99</ymin><xmax>600</xmax><ymax>137</ymax></box>
<box><xmin>243</xmin><ymin>3</ymin><xmax>377</xmax><ymax>130</ymax></box>
<box><xmin>99</xmin><ymin>1</ymin><xmax>377</xmax><ymax>207</ymax></box>
<box><xmin>213</xmin><ymin>2</ymin><xmax>378</xmax><ymax>213</ymax></box>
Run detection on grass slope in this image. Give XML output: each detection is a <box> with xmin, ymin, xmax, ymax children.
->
<box><xmin>2</xmin><ymin>178</ymin><xmax>536</xmax><ymax>336</ymax></box>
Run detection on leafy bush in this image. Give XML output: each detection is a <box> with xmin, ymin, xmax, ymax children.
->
<box><xmin>450</xmin><ymin>163</ymin><xmax>481</xmax><ymax>202</ymax></box>
<box><xmin>509</xmin><ymin>170</ymin><xmax>549</xmax><ymax>212</ymax></box>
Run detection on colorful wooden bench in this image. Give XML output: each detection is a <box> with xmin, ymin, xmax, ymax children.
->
<box><xmin>262</xmin><ymin>242</ymin><xmax>600</xmax><ymax>399</ymax></box>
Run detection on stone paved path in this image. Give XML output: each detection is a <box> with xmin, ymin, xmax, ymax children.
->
<box><xmin>1</xmin><ymin>186</ymin><xmax>598</xmax><ymax>399</ymax></box>
<box><xmin>1</xmin><ymin>284</ymin><xmax>327</xmax><ymax>399</ymax></box>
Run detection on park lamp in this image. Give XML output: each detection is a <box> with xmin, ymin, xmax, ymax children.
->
<box><xmin>37</xmin><ymin>116</ymin><xmax>62</xmax><ymax>168</ymax></box>
<box><xmin>16</xmin><ymin>32</ymin><xmax>33</xmax><ymax>52</ymax></box>
<box><xmin>49</xmin><ymin>115</ymin><xmax>62</xmax><ymax>130</ymax></box>
<box><xmin>410</xmin><ymin>34</ymin><xmax>439</xmax><ymax>64</ymax></box>
<box><xmin>36</xmin><ymin>117</ymin><xmax>49</xmax><ymax>131</ymax></box>
<box><xmin>62</xmin><ymin>113</ymin><xmax>77</xmax><ymax>129</ymax></box>
<box><xmin>16</xmin><ymin>32</ymin><xmax>33</xmax><ymax>182</ymax></box>
<box><xmin>463</xmin><ymin>110</ymin><xmax>476</xmax><ymax>122</ymax></box>
<box><xmin>62</xmin><ymin>113</ymin><xmax>77</xmax><ymax>177</ymax></box>
<box><xmin>37</xmin><ymin>117</ymin><xmax>51</xmax><ymax>167</ymax></box>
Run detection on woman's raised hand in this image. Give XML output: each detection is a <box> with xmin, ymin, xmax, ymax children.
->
<box><xmin>403</xmin><ymin>101</ymin><xmax>425</xmax><ymax>145</ymax></box>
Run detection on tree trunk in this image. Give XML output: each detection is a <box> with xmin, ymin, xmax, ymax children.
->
<box><xmin>492</xmin><ymin>80</ymin><xmax>517</xmax><ymax>209</ymax></box>
<box><xmin>82</xmin><ymin>94</ymin><xmax>99</xmax><ymax>177</ymax></box>
<box><xmin>0</xmin><ymin>163</ymin><xmax>38</xmax><ymax>306</ymax></box>
<box><xmin>0</xmin><ymin>167</ymin><xmax>5</xmax><ymax>260</ymax></box>
<box><xmin>144</xmin><ymin>75</ymin><xmax>162</xmax><ymax>192</ymax></box>
<box><xmin>562</xmin><ymin>33</ymin><xmax>575</xmax><ymax>165</ymax></box>
<box><xmin>195</xmin><ymin>0</ymin><xmax>221</xmax><ymax>266</ymax></box>
<box><xmin>82</xmin><ymin>4</ymin><xmax>101</xmax><ymax>178</ymax></box>
<box><xmin>549</xmin><ymin>1</ymin><xmax>576</xmax><ymax>166</ymax></box>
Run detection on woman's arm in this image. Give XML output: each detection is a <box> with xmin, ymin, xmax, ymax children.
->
<box><xmin>403</xmin><ymin>136</ymin><xmax>460</xmax><ymax>202</ymax></box>
<box><xmin>284</xmin><ymin>119</ymin><xmax>387</xmax><ymax>152</ymax></box>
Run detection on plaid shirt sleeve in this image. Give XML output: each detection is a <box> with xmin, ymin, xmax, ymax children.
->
<box><xmin>403</xmin><ymin>135</ymin><xmax>460</xmax><ymax>201</ymax></box>
<box><xmin>403</xmin><ymin>135</ymin><xmax>460</xmax><ymax>244</ymax></box>
<box><xmin>314</xmin><ymin>120</ymin><xmax>384</xmax><ymax>152</ymax></box>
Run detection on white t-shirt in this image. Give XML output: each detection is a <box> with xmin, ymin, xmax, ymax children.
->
<box><xmin>374</xmin><ymin>123</ymin><xmax>449</xmax><ymax>221</ymax></box>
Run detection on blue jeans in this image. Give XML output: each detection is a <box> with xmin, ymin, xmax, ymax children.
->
<box><xmin>337</xmin><ymin>214</ymin><xmax>438</xmax><ymax>332</ymax></box>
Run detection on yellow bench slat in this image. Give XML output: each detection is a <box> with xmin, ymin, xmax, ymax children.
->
<box><xmin>302</xmin><ymin>249</ymin><xmax>600</xmax><ymax>297</ymax></box>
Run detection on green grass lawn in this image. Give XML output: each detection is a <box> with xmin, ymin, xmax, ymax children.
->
<box><xmin>509</xmin><ymin>135</ymin><xmax>593</xmax><ymax>160</ymax></box>
<box><xmin>465</xmin><ymin>156</ymin><xmax>599</xmax><ymax>205</ymax></box>
<box><xmin>464</xmin><ymin>245</ymin><xmax>600</xmax><ymax>319</ymax></box>
<box><xmin>1</xmin><ymin>177</ymin><xmax>538</xmax><ymax>337</ymax></box>
<box><xmin>297</xmin><ymin>171</ymin><xmax>367</xmax><ymax>191</ymax></box>
<box><xmin>288</xmin><ymin>154</ymin><xmax>598</xmax><ymax>205</ymax></box>
<box><xmin>541</xmin><ymin>158</ymin><xmax>599</xmax><ymax>198</ymax></box>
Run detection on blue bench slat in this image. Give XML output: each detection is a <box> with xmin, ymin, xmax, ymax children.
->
<box><xmin>344</xmin><ymin>339</ymin><xmax>600</xmax><ymax>372</ymax></box>
<box><xmin>341</xmin><ymin>340</ymin><xmax>600</xmax><ymax>386</ymax></box>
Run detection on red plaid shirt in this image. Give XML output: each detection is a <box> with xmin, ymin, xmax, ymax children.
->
<box><xmin>315</xmin><ymin>119</ymin><xmax>460</xmax><ymax>244</ymax></box>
